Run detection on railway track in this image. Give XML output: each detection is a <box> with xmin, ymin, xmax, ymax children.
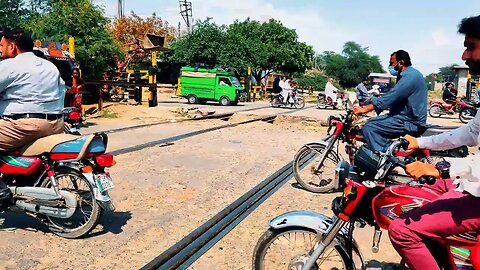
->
<box><xmin>140</xmin><ymin>152</ymin><xmax>316</xmax><ymax>270</ymax></box>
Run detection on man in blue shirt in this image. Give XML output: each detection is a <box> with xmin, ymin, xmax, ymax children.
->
<box><xmin>353</xmin><ymin>50</ymin><xmax>427</xmax><ymax>152</ymax></box>
<box><xmin>355</xmin><ymin>78</ymin><xmax>370</xmax><ymax>105</ymax></box>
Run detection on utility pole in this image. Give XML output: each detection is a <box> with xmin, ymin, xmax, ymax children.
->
<box><xmin>117</xmin><ymin>0</ymin><xmax>124</xmax><ymax>18</ymax></box>
<box><xmin>179</xmin><ymin>0</ymin><xmax>193</xmax><ymax>33</ymax></box>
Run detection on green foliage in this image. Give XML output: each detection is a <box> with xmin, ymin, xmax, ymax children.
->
<box><xmin>0</xmin><ymin>0</ymin><xmax>26</xmax><ymax>29</ymax></box>
<box><xmin>23</xmin><ymin>0</ymin><xmax>123</xmax><ymax>79</ymax></box>
<box><xmin>439</xmin><ymin>64</ymin><xmax>457</xmax><ymax>82</ymax></box>
<box><xmin>295</xmin><ymin>72</ymin><xmax>329</xmax><ymax>91</ymax></box>
<box><xmin>167</xmin><ymin>18</ymin><xmax>314</xmax><ymax>82</ymax></box>
<box><xmin>319</xmin><ymin>41</ymin><xmax>384</xmax><ymax>88</ymax></box>
<box><xmin>167</xmin><ymin>20</ymin><xmax>226</xmax><ymax>66</ymax></box>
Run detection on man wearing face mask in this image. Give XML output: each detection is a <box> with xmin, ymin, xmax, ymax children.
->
<box><xmin>352</xmin><ymin>50</ymin><xmax>427</xmax><ymax>152</ymax></box>
<box><xmin>0</xmin><ymin>29</ymin><xmax>64</xmax><ymax>208</ymax></box>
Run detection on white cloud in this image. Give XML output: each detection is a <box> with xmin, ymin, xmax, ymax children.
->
<box><xmin>432</xmin><ymin>30</ymin><xmax>449</xmax><ymax>47</ymax></box>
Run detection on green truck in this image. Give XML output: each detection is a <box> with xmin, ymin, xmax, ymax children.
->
<box><xmin>177</xmin><ymin>67</ymin><xmax>244</xmax><ymax>106</ymax></box>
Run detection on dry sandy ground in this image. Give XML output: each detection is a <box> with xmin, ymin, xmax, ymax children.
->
<box><xmin>0</xmin><ymin>117</ymin><xmax>403</xmax><ymax>270</ymax></box>
<box><xmin>0</xmin><ymin>101</ymin><xmax>466</xmax><ymax>270</ymax></box>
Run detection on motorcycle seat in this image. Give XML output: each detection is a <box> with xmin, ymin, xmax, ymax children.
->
<box><xmin>19</xmin><ymin>134</ymin><xmax>106</xmax><ymax>159</ymax></box>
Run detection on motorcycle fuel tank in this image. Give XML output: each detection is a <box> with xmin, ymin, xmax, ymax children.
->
<box><xmin>372</xmin><ymin>185</ymin><xmax>440</xmax><ymax>230</ymax></box>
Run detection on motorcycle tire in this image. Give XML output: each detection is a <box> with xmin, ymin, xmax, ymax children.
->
<box><xmin>428</xmin><ymin>104</ymin><xmax>444</xmax><ymax>118</ymax></box>
<box><xmin>39</xmin><ymin>167</ymin><xmax>102</xmax><ymax>239</ymax></box>
<box><xmin>270</xmin><ymin>97</ymin><xmax>282</xmax><ymax>108</ymax></box>
<box><xmin>459</xmin><ymin>108</ymin><xmax>476</xmax><ymax>124</ymax></box>
<box><xmin>317</xmin><ymin>98</ymin><xmax>328</xmax><ymax>110</ymax></box>
<box><xmin>293</xmin><ymin>143</ymin><xmax>340</xmax><ymax>193</ymax></box>
<box><xmin>252</xmin><ymin>227</ymin><xmax>359</xmax><ymax>270</ymax></box>
<box><xmin>294</xmin><ymin>97</ymin><xmax>305</xmax><ymax>109</ymax></box>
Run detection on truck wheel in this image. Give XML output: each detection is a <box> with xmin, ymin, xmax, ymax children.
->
<box><xmin>187</xmin><ymin>95</ymin><xmax>198</xmax><ymax>104</ymax></box>
<box><xmin>219</xmin><ymin>96</ymin><xmax>230</xmax><ymax>106</ymax></box>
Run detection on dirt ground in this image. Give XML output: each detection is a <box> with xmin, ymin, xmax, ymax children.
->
<box><xmin>0</xmin><ymin>101</ymin><xmax>464</xmax><ymax>270</ymax></box>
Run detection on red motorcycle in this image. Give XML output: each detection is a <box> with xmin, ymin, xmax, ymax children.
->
<box><xmin>429</xmin><ymin>99</ymin><xmax>478</xmax><ymax>123</ymax></box>
<box><xmin>317</xmin><ymin>91</ymin><xmax>348</xmax><ymax>110</ymax></box>
<box><xmin>293</xmin><ymin>108</ymin><xmax>468</xmax><ymax>193</ymax></box>
<box><xmin>253</xmin><ymin>139</ymin><xmax>480</xmax><ymax>270</ymax></box>
<box><xmin>1</xmin><ymin>132</ymin><xmax>115</xmax><ymax>238</ymax></box>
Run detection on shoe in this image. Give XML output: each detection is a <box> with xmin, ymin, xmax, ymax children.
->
<box><xmin>0</xmin><ymin>180</ymin><xmax>13</xmax><ymax>209</ymax></box>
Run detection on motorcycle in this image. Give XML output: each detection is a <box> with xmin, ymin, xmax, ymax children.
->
<box><xmin>317</xmin><ymin>91</ymin><xmax>348</xmax><ymax>110</ymax></box>
<box><xmin>253</xmin><ymin>139</ymin><xmax>480</xmax><ymax>270</ymax></box>
<box><xmin>63</xmin><ymin>106</ymin><xmax>85</xmax><ymax>128</ymax></box>
<box><xmin>429</xmin><ymin>99</ymin><xmax>478</xmax><ymax>122</ymax></box>
<box><xmin>1</xmin><ymin>132</ymin><xmax>115</xmax><ymax>238</ymax></box>
<box><xmin>293</xmin><ymin>106</ymin><xmax>468</xmax><ymax>193</ymax></box>
<box><xmin>270</xmin><ymin>89</ymin><xmax>305</xmax><ymax>109</ymax></box>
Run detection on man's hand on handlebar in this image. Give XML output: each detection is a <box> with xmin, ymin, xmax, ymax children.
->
<box><xmin>406</xmin><ymin>161</ymin><xmax>440</xmax><ymax>181</ymax></box>
<box><xmin>352</xmin><ymin>104</ymin><xmax>375</xmax><ymax>115</ymax></box>
<box><xmin>403</xmin><ymin>135</ymin><xmax>419</xmax><ymax>150</ymax></box>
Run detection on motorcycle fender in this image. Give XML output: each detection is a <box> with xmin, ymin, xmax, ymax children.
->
<box><xmin>269</xmin><ymin>211</ymin><xmax>348</xmax><ymax>236</ymax></box>
<box><xmin>82</xmin><ymin>172</ymin><xmax>112</xmax><ymax>203</ymax></box>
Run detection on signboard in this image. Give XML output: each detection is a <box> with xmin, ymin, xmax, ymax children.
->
<box><xmin>372</xmin><ymin>78</ymin><xmax>390</xmax><ymax>84</ymax></box>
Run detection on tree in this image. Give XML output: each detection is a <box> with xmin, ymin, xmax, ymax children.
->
<box><xmin>221</xmin><ymin>19</ymin><xmax>313</xmax><ymax>83</ymax></box>
<box><xmin>167</xmin><ymin>19</ymin><xmax>226</xmax><ymax>66</ymax></box>
<box><xmin>108</xmin><ymin>12</ymin><xmax>177</xmax><ymax>45</ymax></box>
<box><xmin>0</xmin><ymin>0</ymin><xmax>26</xmax><ymax>29</ymax></box>
<box><xmin>438</xmin><ymin>64</ymin><xmax>457</xmax><ymax>83</ymax></box>
<box><xmin>24</xmin><ymin>0</ymin><xmax>123</xmax><ymax>79</ymax></box>
<box><xmin>319</xmin><ymin>41</ymin><xmax>384</xmax><ymax>88</ymax></box>
<box><xmin>167</xmin><ymin>18</ymin><xmax>314</xmax><ymax>83</ymax></box>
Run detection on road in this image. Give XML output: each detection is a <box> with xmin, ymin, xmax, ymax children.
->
<box><xmin>0</xmin><ymin>99</ymin><xmax>467</xmax><ymax>270</ymax></box>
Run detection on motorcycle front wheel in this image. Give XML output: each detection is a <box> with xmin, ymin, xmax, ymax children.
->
<box><xmin>40</xmin><ymin>167</ymin><xmax>102</xmax><ymax>239</ymax></box>
<box><xmin>293</xmin><ymin>143</ymin><xmax>340</xmax><ymax>193</ymax></box>
<box><xmin>459</xmin><ymin>108</ymin><xmax>476</xmax><ymax>123</ymax></box>
<box><xmin>294</xmin><ymin>97</ymin><xmax>306</xmax><ymax>109</ymax></box>
<box><xmin>252</xmin><ymin>227</ymin><xmax>358</xmax><ymax>270</ymax></box>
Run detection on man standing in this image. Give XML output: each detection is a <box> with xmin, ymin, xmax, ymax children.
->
<box><xmin>324</xmin><ymin>78</ymin><xmax>338</xmax><ymax>104</ymax></box>
<box><xmin>356</xmin><ymin>78</ymin><xmax>370</xmax><ymax>105</ymax></box>
<box><xmin>353</xmin><ymin>50</ymin><xmax>427</xmax><ymax>152</ymax></box>
<box><xmin>0</xmin><ymin>29</ymin><xmax>65</xmax><ymax>208</ymax></box>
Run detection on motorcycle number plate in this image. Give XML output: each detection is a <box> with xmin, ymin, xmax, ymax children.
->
<box><xmin>96</xmin><ymin>174</ymin><xmax>114</xmax><ymax>192</ymax></box>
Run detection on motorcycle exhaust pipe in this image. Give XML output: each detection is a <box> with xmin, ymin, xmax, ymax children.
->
<box><xmin>9</xmin><ymin>187</ymin><xmax>77</xmax><ymax>219</ymax></box>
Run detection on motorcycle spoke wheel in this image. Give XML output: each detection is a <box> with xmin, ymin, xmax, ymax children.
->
<box><xmin>41</xmin><ymin>168</ymin><xmax>101</xmax><ymax>238</ymax></box>
<box><xmin>428</xmin><ymin>105</ymin><xmax>443</xmax><ymax>118</ymax></box>
<box><xmin>293</xmin><ymin>144</ymin><xmax>339</xmax><ymax>193</ymax></box>
<box><xmin>253</xmin><ymin>228</ymin><xmax>348</xmax><ymax>270</ymax></box>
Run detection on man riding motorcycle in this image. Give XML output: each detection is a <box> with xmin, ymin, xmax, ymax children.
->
<box><xmin>387</xmin><ymin>15</ymin><xmax>480</xmax><ymax>270</ymax></box>
<box><xmin>0</xmin><ymin>29</ymin><xmax>65</xmax><ymax>208</ymax></box>
<box><xmin>353</xmin><ymin>50</ymin><xmax>428</xmax><ymax>152</ymax></box>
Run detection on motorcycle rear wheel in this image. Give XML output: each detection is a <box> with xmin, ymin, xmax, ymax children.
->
<box><xmin>252</xmin><ymin>227</ymin><xmax>358</xmax><ymax>270</ymax></box>
<box><xmin>428</xmin><ymin>104</ymin><xmax>444</xmax><ymax>118</ymax></box>
<box><xmin>40</xmin><ymin>167</ymin><xmax>101</xmax><ymax>239</ymax></box>
<box><xmin>317</xmin><ymin>98</ymin><xmax>328</xmax><ymax>109</ymax></box>
<box><xmin>293</xmin><ymin>143</ymin><xmax>340</xmax><ymax>193</ymax></box>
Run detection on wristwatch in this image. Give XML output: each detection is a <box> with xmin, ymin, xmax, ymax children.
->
<box><xmin>436</xmin><ymin>160</ymin><xmax>451</xmax><ymax>179</ymax></box>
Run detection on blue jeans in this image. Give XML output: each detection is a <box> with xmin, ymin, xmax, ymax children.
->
<box><xmin>362</xmin><ymin>115</ymin><xmax>424</xmax><ymax>152</ymax></box>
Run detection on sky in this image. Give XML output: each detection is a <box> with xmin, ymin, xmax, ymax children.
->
<box><xmin>93</xmin><ymin>0</ymin><xmax>480</xmax><ymax>75</ymax></box>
